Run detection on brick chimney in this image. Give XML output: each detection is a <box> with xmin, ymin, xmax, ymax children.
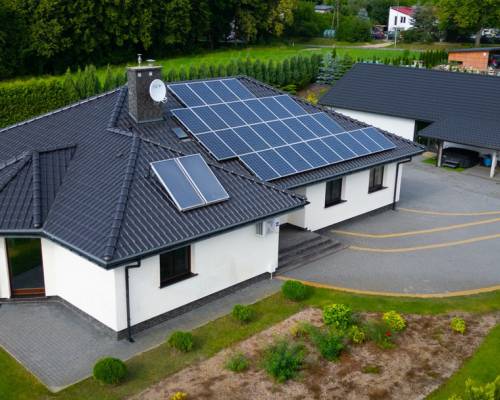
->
<box><xmin>127</xmin><ymin>65</ymin><xmax>163</xmax><ymax>123</ymax></box>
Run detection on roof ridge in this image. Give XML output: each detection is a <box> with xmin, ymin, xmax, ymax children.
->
<box><xmin>0</xmin><ymin>153</ymin><xmax>32</xmax><ymax>193</ymax></box>
<box><xmin>31</xmin><ymin>151</ymin><xmax>42</xmax><ymax>228</ymax></box>
<box><xmin>107</xmin><ymin>86</ymin><xmax>128</xmax><ymax>129</ymax></box>
<box><xmin>102</xmin><ymin>134</ymin><xmax>141</xmax><ymax>261</ymax></box>
<box><xmin>0</xmin><ymin>151</ymin><xmax>31</xmax><ymax>171</ymax></box>
<box><xmin>0</xmin><ymin>88</ymin><xmax>121</xmax><ymax>134</ymax></box>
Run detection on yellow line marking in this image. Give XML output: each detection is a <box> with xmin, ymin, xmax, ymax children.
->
<box><xmin>275</xmin><ymin>276</ymin><xmax>500</xmax><ymax>298</ymax></box>
<box><xmin>399</xmin><ymin>207</ymin><xmax>500</xmax><ymax>217</ymax></box>
<box><xmin>333</xmin><ymin>217</ymin><xmax>500</xmax><ymax>238</ymax></box>
<box><xmin>349</xmin><ymin>233</ymin><xmax>500</xmax><ymax>253</ymax></box>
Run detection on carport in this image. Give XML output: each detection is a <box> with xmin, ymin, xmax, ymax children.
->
<box><xmin>419</xmin><ymin>116</ymin><xmax>499</xmax><ymax>178</ymax></box>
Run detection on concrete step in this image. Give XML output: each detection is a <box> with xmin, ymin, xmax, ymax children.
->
<box><xmin>278</xmin><ymin>236</ymin><xmax>328</xmax><ymax>262</ymax></box>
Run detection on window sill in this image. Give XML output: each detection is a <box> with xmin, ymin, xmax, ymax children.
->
<box><xmin>325</xmin><ymin>199</ymin><xmax>346</xmax><ymax>208</ymax></box>
<box><xmin>160</xmin><ymin>273</ymin><xmax>198</xmax><ymax>289</ymax></box>
<box><xmin>368</xmin><ymin>186</ymin><xmax>387</xmax><ymax>194</ymax></box>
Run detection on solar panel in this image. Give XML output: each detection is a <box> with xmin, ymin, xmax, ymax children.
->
<box><xmin>151</xmin><ymin>155</ymin><xmax>229</xmax><ymax>212</ymax></box>
<box><xmin>172</xmin><ymin>108</ymin><xmax>210</xmax><ymax>134</ymax></box>
<box><xmin>275</xmin><ymin>95</ymin><xmax>308</xmax><ymax>116</ymax></box>
<box><xmin>151</xmin><ymin>159</ymin><xmax>205</xmax><ymax>210</ymax></box>
<box><xmin>169</xmin><ymin>84</ymin><xmax>205</xmax><ymax>107</ymax></box>
<box><xmin>221</xmin><ymin>79</ymin><xmax>256</xmax><ymax>100</ymax></box>
<box><xmin>362</xmin><ymin>127</ymin><xmax>396</xmax><ymax>150</ymax></box>
<box><xmin>168</xmin><ymin>79</ymin><xmax>397</xmax><ymax>182</ymax></box>
<box><xmin>228</xmin><ymin>102</ymin><xmax>261</xmax><ymax>124</ymax></box>
<box><xmin>197</xmin><ymin>132</ymin><xmax>235</xmax><ymax>160</ymax></box>
<box><xmin>239</xmin><ymin>153</ymin><xmax>279</xmax><ymax>181</ymax></box>
<box><xmin>244</xmin><ymin>99</ymin><xmax>278</xmax><ymax>121</ymax></box>
<box><xmin>192</xmin><ymin>107</ymin><xmax>228</xmax><ymax>131</ymax></box>
<box><xmin>178</xmin><ymin>154</ymin><xmax>229</xmax><ymax>204</ymax></box>
<box><xmin>283</xmin><ymin>118</ymin><xmax>316</xmax><ymax>141</ymax></box>
<box><xmin>205</xmin><ymin>80</ymin><xmax>239</xmax><ymax>102</ymax></box>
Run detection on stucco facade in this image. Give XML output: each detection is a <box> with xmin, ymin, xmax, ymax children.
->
<box><xmin>332</xmin><ymin>107</ymin><xmax>416</xmax><ymax>142</ymax></box>
<box><xmin>0</xmin><ymin>222</ymin><xmax>279</xmax><ymax>333</ymax></box>
<box><xmin>282</xmin><ymin>162</ymin><xmax>402</xmax><ymax>231</ymax></box>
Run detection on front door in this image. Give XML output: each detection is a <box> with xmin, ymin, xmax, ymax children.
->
<box><xmin>6</xmin><ymin>238</ymin><xmax>45</xmax><ymax>297</ymax></box>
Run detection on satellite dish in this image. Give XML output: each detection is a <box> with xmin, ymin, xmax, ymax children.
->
<box><xmin>149</xmin><ymin>79</ymin><xmax>167</xmax><ymax>103</ymax></box>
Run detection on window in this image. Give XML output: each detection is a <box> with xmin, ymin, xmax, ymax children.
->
<box><xmin>6</xmin><ymin>238</ymin><xmax>45</xmax><ymax>297</ymax></box>
<box><xmin>325</xmin><ymin>178</ymin><xmax>344</xmax><ymax>207</ymax></box>
<box><xmin>401</xmin><ymin>16</ymin><xmax>406</xmax><ymax>23</ymax></box>
<box><xmin>160</xmin><ymin>246</ymin><xmax>192</xmax><ymax>287</ymax></box>
<box><xmin>368</xmin><ymin>166</ymin><xmax>385</xmax><ymax>193</ymax></box>
<box><xmin>394</xmin><ymin>16</ymin><xmax>397</xmax><ymax>25</ymax></box>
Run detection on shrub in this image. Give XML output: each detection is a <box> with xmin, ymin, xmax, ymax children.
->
<box><xmin>93</xmin><ymin>357</ymin><xmax>127</xmax><ymax>385</ymax></box>
<box><xmin>263</xmin><ymin>339</ymin><xmax>306</xmax><ymax>382</ymax></box>
<box><xmin>225</xmin><ymin>352</ymin><xmax>250</xmax><ymax>373</ymax></box>
<box><xmin>448</xmin><ymin>376</ymin><xmax>500</xmax><ymax>400</ymax></box>
<box><xmin>310</xmin><ymin>327</ymin><xmax>345</xmax><ymax>361</ymax></box>
<box><xmin>170</xmin><ymin>392</ymin><xmax>188</xmax><ymax>400</ymax></box>
<box><xmin>290</xmin><ymin>322</ymin><xmax>313</xmax><ymax>338</ymax></box>
<box><xmin>232</xmin><ymin>304</ymin><xmax>254</xmax><ymax>324</ymax></box>
<box><xmin>281</xmin><ymin>280</ymin><xmax>310</xmax><ymax>301</ymax></box>
<box><xmin>364</xmin><ymin>320</ymin><xmax>395</xmax><ymax>349</ymax></box>
<box><xmin>167</xmin><ymin>331</ymin><xmax>194</xmax><ymax>352</ymax></box>
<box><xmin>382</xmin><ymin>311</ymin><xmax>406</xmax><ymax>332</ymax></box>
<box><xmin>348</xmin><ymin>325</ymin><xmax>365</xmax><ymax>344</ymax></box>
<box><xmin>451</xmin><ymin>317</ymin><xmax>467</xmax><ymax>334</ymax></box>
<box><xmin>323</xmin><ymin>304</ymin><xmax>352</xmax><ymax>330</ymax></box>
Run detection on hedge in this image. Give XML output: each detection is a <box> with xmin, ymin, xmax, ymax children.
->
<box><xmin>0</xmin><ymin>54</ymin><xmax>322</xmax><ymax>129</ymax></box>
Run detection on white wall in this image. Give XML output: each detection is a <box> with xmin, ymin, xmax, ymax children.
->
<box><xmin>388</xmin><ymin>8</ymin><xmax>414</xmax><ymax>31</ymax></box>
<box><xmin>42</xmin><ymin>239</ymin><xmax>121</xmax><ymax>331</ymax></box>
<box><xmin>332</xmin><ymin>107</ymin><xmax>416</xmax><ymax>142</ymax></box>
<box><xmin>114</xmin><ymin>223</ymin><xmax>279</xmax><ymax>331</ymax></box>
<box><xmin>0</xmin><ymin>239</ymin><xmax>10</xmax><ymax>298</ymax></box>
<box><xmin>285</xmin><ymin>163</ymin><xmax>401</xmax><ymax>231</ymax></box>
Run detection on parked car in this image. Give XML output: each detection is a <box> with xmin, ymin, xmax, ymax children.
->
<box><xmin>489</xmin><ymin>54</ymin><xmax>500</xmax><ymax>69</ymax></box>
<box><xmin>372</xmin><ymin>30</ymin><xmax>385</xmax><ymax>40</ymax></box>
<box><xmin>442</xmin><ymin>147</ymin><xmax>480</xmax><ymax>168</ymax></box>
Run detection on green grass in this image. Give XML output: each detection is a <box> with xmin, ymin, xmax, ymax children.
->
<box><xmin>1</xmin><ymin>287</ymin><xmax>499</xmax><ymax>400</ymax></box>
<box><xmin>427</xmin><ymin>324</ymin><xmax>500</xmax><ymax>399</ymax></box>
<box><xmin>422</xmin><ymin>157</ymin><xmax>465</xmax><ymax>172</ymax></box>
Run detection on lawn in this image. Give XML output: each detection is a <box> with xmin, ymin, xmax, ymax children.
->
<box><xmin>1</xmin><ymin>286</ymin><xmax>499</xmax><ymax>400</ymax></box>
<box><xmin>422</xmin><ymin>156</ymin><xmax>465</xmax><ymax>172</ymax></box>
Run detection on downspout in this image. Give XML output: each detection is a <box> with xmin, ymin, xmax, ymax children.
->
<box><xmin>125</xmin><ymin>261</ymin><xmax>141</xmax><ymax>343</ymax></box>
<box><xmin>392</xmin><ymin>158</ymin><xmax>412</xmax><ymax>210</ymax></box>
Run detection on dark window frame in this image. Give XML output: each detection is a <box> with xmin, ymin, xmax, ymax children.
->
<box><xmin>325</xmin><ymin>178</ymin><xmax>345</xmax><ymax>207</ymax></box>
<box><xmin>368</xmin><ymin>166</ymin><xmax>385</xmax><ymax>193</ymax></box>
<box><xmin>159</xmin><ymin>246</ymin><xmax>195</xmax><ymax>288</ymax></box>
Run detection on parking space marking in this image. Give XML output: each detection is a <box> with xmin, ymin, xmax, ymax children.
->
<box><xmin>275</xmin><ymin>276</ymin><xmax>500</xmax><ymax>298</ymax></box>
<box><xmin>349</xmin><ymin>233</ymin><xmax>500</xmax><ymax>253</ymax></box>
<box><xmin>332</xmin><ymin>217</ymin><xmax>500</xmax><ymax>239</ymax></box>
<box><xmin>399</xmin><ymin>207</ymin><xmax>500</xmax><ymax>217</ymax></box>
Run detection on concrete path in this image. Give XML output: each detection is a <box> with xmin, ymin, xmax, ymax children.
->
<box><xmin>281</xmin><ymin>159</ymin><xmax>500</xmax><ymax>294</ymax></box>
<box><xmin>0</xmin><ymin>279</ymin><xmax>281</xmax><ymax>391</ymax></box>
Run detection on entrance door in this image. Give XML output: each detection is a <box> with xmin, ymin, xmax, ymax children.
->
<box><xmin>6</xmin><ymin>238</ymin><xmax>45</xmax><ymax>297</ymax></box>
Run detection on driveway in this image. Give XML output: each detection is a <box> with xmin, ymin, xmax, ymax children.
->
<box><xmin>281</xmin><ymin>159</ymin><xmax>500</xmax><ymax>294</ymax></box>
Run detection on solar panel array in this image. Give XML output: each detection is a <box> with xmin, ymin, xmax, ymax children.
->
<box><xmin>169</xmin><ymin>78</ymin><xmax>396</xmax><ymax>181</ymax></box>
<box><xmin>151</xmin><ymin>154</ymin><xmax>229</xmax><ymax>211</ymax></box>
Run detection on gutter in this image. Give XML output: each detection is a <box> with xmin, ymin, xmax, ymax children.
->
<box><xmin>125</xmin><ymin>261</ymin><xmax>141</xmax><ymax>342</ymax></box>
<box><xmin>392</xmin><ymin>158</ymin><xmax>412</xmax><ymax>210</ymax></box>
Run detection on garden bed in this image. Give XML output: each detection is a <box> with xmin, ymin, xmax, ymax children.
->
<box><xmin>131</xmin><ymin>308</ymin><xmax>498</xmax><ymax>400</ymax></box>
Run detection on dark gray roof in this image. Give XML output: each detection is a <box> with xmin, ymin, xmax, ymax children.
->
<box><xmin>0</xmin><ymin>75</ymin><xmax>422</xmax><ymax>268</ymax></box>
<box><xmin>319</xmin><ymin>63</ymin><xmax>500</xmax><ymax>150</ymax></box>
<box><xmin>0</xmin><ymin>89</ymin><xmax>306</xmax><ymax>268</ymax></box>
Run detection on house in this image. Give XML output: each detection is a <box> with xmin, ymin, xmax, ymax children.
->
<box><xmin>319</xmin><ymin>63</ymin><xmax>499</xmax><ymax>177</ymax></box>
<box><xmin>387</xmin><ymin>6</ymin><xmax>415</xmax><ymax>32</ymax></box>
<box><xmin>314</xmin><ymin>5</ymin><xmax>333</xmax><ymax>14</ymax></box>
<box><xmin>0</xmin><ymin>64</ymin><xmax>422</xmax><ymax>339</ymax></box>
<box><xmin>448</xmin><ymin>47</ymin><xmax>500</xmax><ymax>72</ymax></box>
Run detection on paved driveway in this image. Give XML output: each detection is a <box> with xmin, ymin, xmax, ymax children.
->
<box><xmin>281</xmin><ymin>159</ymin><xmax>500</xmax><ymax>294</ymax></box>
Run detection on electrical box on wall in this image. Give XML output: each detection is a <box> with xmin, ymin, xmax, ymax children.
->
<box><xmin>256</xmin><ymin>218</ymin><xmax>280</xmax><ymax>237</ymax></box>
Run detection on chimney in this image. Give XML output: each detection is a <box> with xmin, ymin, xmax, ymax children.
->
<box><xmin>127</xmin><ymin>61</ymin><xmax>163</xmax><ymax>123</ymax></box>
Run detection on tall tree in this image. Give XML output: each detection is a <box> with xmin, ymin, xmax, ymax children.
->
<box><xmin>438</xmin><ymin>0</ymin><xmax>500</xmax><ymax>46</ymax></box>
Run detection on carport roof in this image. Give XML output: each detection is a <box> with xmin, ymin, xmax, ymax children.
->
<box><xmin>319</xmin><ymin>63</ymin><xmax>500</xmax><ymax>150</ymax></box>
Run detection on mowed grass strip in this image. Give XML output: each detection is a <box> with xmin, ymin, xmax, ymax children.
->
<box><xmin>1</xmin><ymin>287</ymin><xmax>498</xmax><ymax>400</ymax></box>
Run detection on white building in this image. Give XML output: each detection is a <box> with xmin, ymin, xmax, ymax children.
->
<box><xmin>0</xmin><ymin>66</ymin><xmax>422</xmax><ymax>339</ymax></box>
<box><xmin>388</xmin><ymin>6</ymin><xmax>415</xmax><ymax>32</ymax></box>
<box><xmin>320</xmin><ymin>63</ymin><xmax>499</xmax><ymax>178</ymax></box>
